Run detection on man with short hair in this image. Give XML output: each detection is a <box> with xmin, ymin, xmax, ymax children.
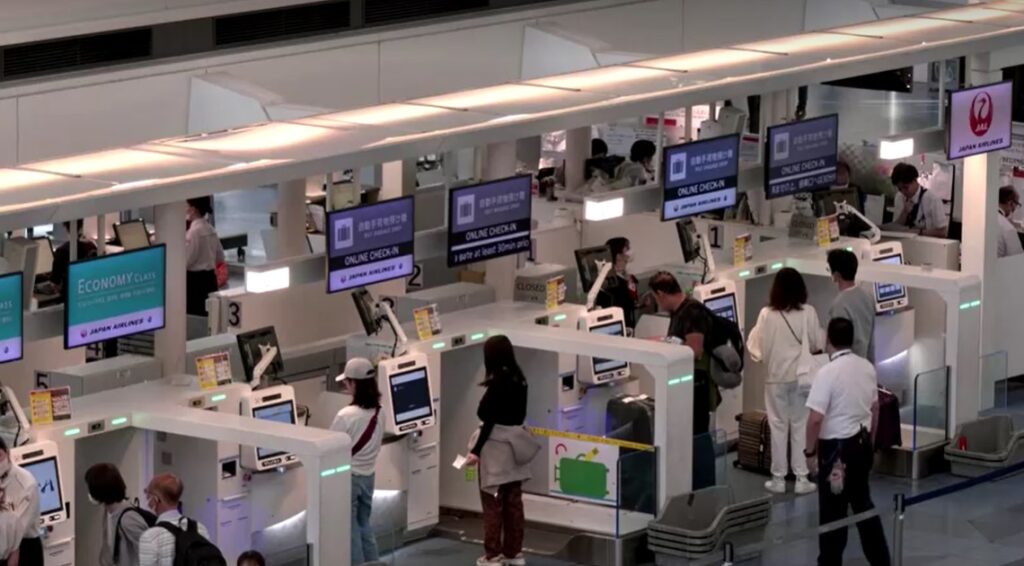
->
<box><xmin>138</xmin><ymin>473</ymin><xmax>212</xmax><ymax>566</ymax></box>
<box><xmin>826</xmin><ymin>249</ymin><xmax>874</xmax><ymax>362</ymax></box>
<box><xmin>805</xmin><ymin>318</ymin><xmax>890</xmax><ymax>566</ymax></box>
<box><xmin>891</xmin><ymin>163</ymin><xmax>947</xmax><ymax>237</ymax></box>
<box><xmin>997</xmin><ymin>185</ymin><xmax>1024</xmax><ymax>258</ymax></box>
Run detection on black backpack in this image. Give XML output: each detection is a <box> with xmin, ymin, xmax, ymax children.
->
<box><xmin>698</xmin><ymin>302</ymin><xmax>745</xmax><ymax>389</ymax></box>
<box><xmin>113</xmin><ymin>505</ymin><xmax>158</xmax><ymax>564</ymax></box>
<box><xmin>158</xmin><ymin>519</ymin><xmax>227</xmax><ymax>566</ymax></box>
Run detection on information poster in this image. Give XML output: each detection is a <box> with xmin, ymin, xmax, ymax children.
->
<box><xmin>661</xmin><ymin>134</ymin><xmax>740</xmax><ymax>221</ymax></box>
<box><xmin>327</xmin><ymin>196</ymin><xmax>415</xmax><ymax>293</ymax></box>
<box><xmin>545</xmin><ymin>276</ymin><xmax>566</xmax><ymax>311</ymax></box>
<box><xmin>29</xmin><ymin>387</ymin><xmax>71</xmax><ymax>425</ymax></box>
<box><xmin>948</xmin><ymin>81</ymin><xmax>1013</xmax><ymax>160</ymax></box>
<box><xmin>448</xmin><ymin>175</ymin><xmax>532</xmax><ymax>267</ymax></box>
<box><xmin>195</xmin><ymin>352</ymin><xmax>233</xmax><ymax>390</ymax></box>
<box><xmin>733</xmin><ymin>234</ymin><xmax>752</xmax><ymax>266</ymax></box>
<box><xmin>765</xmin><ymin>114</ymin><xmax>838</xmax><ymax>199</ymax></box>
<box><xmin>0</xmin><ymin>273</ymin><xmax>23</xmax><ymax>364</ymax></box>
<box><xmin>65</xmin><ymin>245</ymin><xmax>165</xmax><ymax>349</ymax></box>
<box><xmin>412</xmin><ymin>304</ymin><xmax>442</xmax><ymax>341</ymax></box>
<box><xmin>547</xmin><ymin>435</ymin><xmax>620</xmax><ymax>507</ymax></box>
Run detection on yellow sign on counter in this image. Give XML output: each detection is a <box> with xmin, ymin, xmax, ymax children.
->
<box><xmin>413</xmin><ymin>304</ymin><xmax>442</xmax><ymax>341</ymax></box>
<box><xmin>30</xmin><ymin>386</ymin><xmax>72</xmax><ymax>425</ymax></box>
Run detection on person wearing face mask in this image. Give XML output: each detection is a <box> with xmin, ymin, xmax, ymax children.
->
<box><xmin>0</xmin><ymin>439</ymin><xmax>40</xmax><ymax>566</ymax></box>
<box><xmin>138</xmin><ymin>473</ymin><xmax>215</xmax><ymax>566</ymax></box>
<box><xmin>891</xmin><ymin>163</ymin><xmax>948</xmax><ymax>237</ymax></box>
<box><xmin>997</xmin><ymin>186</ymin><xmax>1024</xmax><ymax>258</ymax></box>
<box><xmin>613</xmin><ymin>140</ymin><xmax>657</xmax><ymax>188</ymax></box>
<box><xmin>596</xmin><ymin>237</ymin><xmax>640</xmax><ymax>329</ymax></box>
<box><xmin>85</xmin><ymin>463</ymin><xmax>150</xmax><ymax>566</ymax></box>
<box><xmin>185</xmin><ymin>196</ymin><xmax>226</xmax><ymax>316</ymax></box>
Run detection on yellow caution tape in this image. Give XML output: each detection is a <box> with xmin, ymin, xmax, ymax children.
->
<box><xmin>528</xmin><ymin>426</ymin><xmax>655</xmax><ymax>452</ymax></box>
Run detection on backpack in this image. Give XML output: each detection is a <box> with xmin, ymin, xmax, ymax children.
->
<box><xmin>113</xmin><ymin>504</ymin><xmax>158</xmax><ymax>564</ymax></box>
<box><xmin>158</xmin><ymin>519</ymin><xmax>227</xmax><ymax>566</ymax></box>
<box><xmin>698</xmin><ymin>302</ymin><xmax>745</xmax><ymax>390</ymax></box>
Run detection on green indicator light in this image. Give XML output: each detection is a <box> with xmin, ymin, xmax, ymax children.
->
<box><xmin>667</xmin><ymin>378</ymin><xmax>681</xmax><ymax>386</ymax></box>
<box><xmin>738</xmin><ymin>270</ymin><xmax>751</xmax><ymax>278</ymax></box>
<box><xmin>111</xmin><ymin>417</ymin><xmax>128</xmax><ymax>426</ymax></box>
<box><xmin>771</xmin><ymin>262</ymin><xmax>783</xmax><ymax>270</ymax></box>
<box><xmin>64</xmin><ymin>428</ymin><xmax>81</xmax><ymax>437</ymax></box>
<box><xmin>210</xmin><ymin>394</ymin><xmax>227</xmax><ymax>403</ymax></box>
<box><xmin>432</xmin><ymin>341</ymin><xmax>446</xmax><ymax>350</ymax></box>
<box><xmin>470</xmin><ymin>333</ymin><xmax>485</xmax><ymax>341</ymax></box>
<box><xmin>336</xmin><ymin>465</ymin><xmax>351</xmax><ymax>473</ymax></box>
<box><xmin>553</xmin><ymin>314</ymin><xmax>567</xmax><ymax>322</ymax></box>
<box><xmin>970</xmin><ymin>300</ymin><xmax>981</xmax><ymax>308</ymax></box>
<box><xmin>845</xmin><ymin>247</ymin><xmax>854</xmax><ymax>252</ymax></box>
<box><xmin>959</xmin><ymin>302</ymin><xmax>971</xmax><ymax>310</ymax></box>
<box><xmin>679</xmin><ymin>374</ymin><xmax>694</xmax><ymax>382</ymax></box>
<box><xmin>320</xmin><ymin>468</ymin><xmax>336</xmax><ymax>478</ymax></box>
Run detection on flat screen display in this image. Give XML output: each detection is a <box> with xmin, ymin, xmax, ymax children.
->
<box><xmin>327</xmin><ymin>196</ymin><xmax>415</xmax><ymax>293</ymax></box>
<box><xmin>590</xmin><ymin>321</ymin><xmax>628</xmax><ymax>375</ymax></box>
<box><xmin>704</xmin><ymin>294</ymin><xmax>738</xmax><ymax>324</ymax></box>
<box><xmin>447</xmin><ymin>175</ymin><xmax>532</xmax><ymax>267</ymax></box>
<box><xmin>765</xmin><ymin>114</ymin><xmax>838</xmax><ymax>199</ymax></box>
<box><xmin>662</xmin><ymin>134</ymin><xmax>740</xmax><ymax>221</ymax></box>
<box><xmin>23</xmin><ymin>457</ymin><xmax>62</xmax><ymax>516</ymax></box>
<box><xmin>0</xmin><ymin>273</ymin><xmax>23</xmax><ymax>365</ymax></box>
<box><xmin>389</xmin><ymin>368</ymin><xmax>433</xmax><ymax>426</ymax></box>
<box><xmin>873</xmin><ymin>254</ymin><xmax>907</xmax><ymax>304</ymax></box>
<box><xmin>253</xmin><ymin>400</ymin><xmax>296</xmax><ymax>460</ymax></box>
<box><xmin>574</xmin><ymin>246</ymin><xmax>613</xmax><ymax>293</ymax></box>
<box><xmin>114</xmin><ymin>221</ymin><xmax>151</xmax><ymax>250</ymax></box>
<box><xmin>64</xmin><ymin>245</ymin><xmax>165</xmax><ymax>349</ymax></box>
<box><xmin>947</xmin><ymin>80</ymin><xmax>1013</xmax><ymax>160</ymax></box>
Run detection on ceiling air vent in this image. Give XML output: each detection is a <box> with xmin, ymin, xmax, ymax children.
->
<box><xmin>364</xmin><ymin>0</ymin><xmax>489</xmax><ymax>26</ymax></box>
<box><xmin>2</xmin><ymin>28</ymin><xmax>152</xmax><ymax>79</ymax></box>
<box><xmin>215</xmin><ymin>1</ymin><xmax>351</xmax><ymax>46</ymax></box>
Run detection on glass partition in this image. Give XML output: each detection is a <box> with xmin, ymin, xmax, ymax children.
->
<box><xmin>912</xmin><ymin>366</ymin><xmax>949</xmax><ymax>451</ymax></box>
<box><xmin>980</xmin><ymin>351</ymin><xmax>1009</xmax><ymax>415</ymax></box>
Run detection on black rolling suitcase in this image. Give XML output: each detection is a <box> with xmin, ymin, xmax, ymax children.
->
<box><xmin>734</xmin><ymin>411</ymin><xmax>772</xmax><ymax>475</ymax></box>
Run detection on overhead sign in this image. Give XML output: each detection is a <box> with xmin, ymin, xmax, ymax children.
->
<box><xmin>948</xmin><ymin>81</ymin><xmax>1013</xmax><ymax>160</ymax></box>
<box><xmin>65</xmin><ymin>245</ymin><xmax>166</xmax><ymax>349</ymax></box>
<box><xmin>447</xmin><ymin>175</ymin><xmax>532</xmax><ymax>267</ymax></box>
<box><xmin>661</xmin><ymin>134</ymin><xmax>740</xmax><ymax>221</ymax></box>
<box><xmin>0</xmin><ymin>273</ymin><xmax>22</xmax><ymax>365</ymax></box>
<box><xmin>327</xmin><ymin>196</ymin><xmax>415</xmax><ymax>294</ymax></box>
<box><xmin>765</xmin><ymin>114</ymin><xmax>838</xmax><ymax>199</ymax></box>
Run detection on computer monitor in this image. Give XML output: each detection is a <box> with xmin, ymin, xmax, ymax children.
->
<box><xmin>704</xmin><ymin>293</ymin><xmax>738</xmax><ymax>325</ymax></box>
<box><xmin>676</xmin><ymin>219</ymin><xmax>701</xmax><ymax>264</ymax></box>
<box><xmin>872</xmin><ymin>254</ymin><xmax>908</xmax><ymax>313</ymax></box>
<box><xmin>241</xmin><ymin>386</ymin><xmax>299</xmax><ymax>471</ymax></box>
<box><xmin>32</xmin><ymin>237</ymin><xmax>54</xmax><ymax>276</ymax></box>
<box><xmin>12</xmin><ymin>441</ymin><xmax>67</xmax><ymax>526</ymax></box>
<box><xmin>377</xmin><ymin>353</ymin><xmax>435</xmax><ymax>435</ymax></box>
<box><xmin>114</xmin><ymin>220</ymin><xmax>151</xmax><ymax>250</ymax></box>
<box><xmin>236</xmin><ymin>326</ymin><xmax>284</xmax><ymax>383</ymax></box>
<box><xmin>351</xmin><ymin>288</ymin><xmax>382</xmax><ymax>336</ymax></box>
<box><xmin>574</xmin><ymin>245</ymin><xmax>613</xmax><ymax>294</ymax></box>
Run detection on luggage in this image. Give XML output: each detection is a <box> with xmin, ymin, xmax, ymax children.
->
<box><xmin>734</xmin><ymin>411</ymin><xmax>772</xmax><ymax>475</ymax></box>
<box><xmin>606</xmin><ymin>394</ymin><xmax>656</xmax><ymax>445</ymax></box>
<box><xmin>875</xmin><ymin>387</ymin><xmax>903</xmax><ymax>451</ymax></box>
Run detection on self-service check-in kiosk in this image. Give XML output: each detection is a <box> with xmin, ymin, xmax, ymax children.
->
<box><xmin>12</xmin><ymin>441</ymin><xmax>68</xmax><ymax>528</ymax></box>
<box><xmin>692</xmin><ymin>281</ymin><xmax>741</xmax><ymax>326</ymax></box>
<box><xmin>577</xmin><ymin>308</ymin><xmax>630</xmax><ymax>385</ymax></box>
<box><xmin>868</xmin><ymin>242</ymin><xmax>910</xmax><ymax>313</ymax></box>
<box><xmin>241</xmin><ymin>386</ymin><xmax>300</xmax><ymax>471</ymax></box>
<box><xmin>377</xmin><ymin>353</ymin><xmax>435</xmax><ymax>435</ymax></box>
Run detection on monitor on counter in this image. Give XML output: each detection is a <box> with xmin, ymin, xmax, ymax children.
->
<box><xmin>327</xmin><ymin>196</ymin><xmax>415</xmax><ymax>294</ymax></box>
<box><xmin>114</xmin><ymin>220</ymin><xmax>151</xmax><ymax>250</ymax></box>
<box><xmin>447</xmin><ymin>175</ymin><xmax>532</xmax><ymax>267</ymax></box>
<box><xmin>64</xmin><ymin>245</ymin><xmax>166</xmax><ymax>349</ymax></box>
<box><xmin>764</xmin><ymin>114</ymin><xmax>838</xmax><ymax>199</ymax></box>
<box><xmin>574</xmin><ymin>245</ymin><xmax>613</xmax><ymax>294</ymax></box>
<box><xmin>236</xmin><ymin>326</ymin><xmax>284</xmax><ymax>383</ymax></box>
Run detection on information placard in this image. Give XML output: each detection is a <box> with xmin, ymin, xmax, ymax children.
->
<box><xmin>447</xmin><ymin>175</ymin><xmax>532</xmax><ymax>267</ymax></box>
<box><xmin>327</xmin><ymin>196</ymin><xmax>415</xmax><ymax>294</ymax></box>
<box><xmin>0</xmin><ymin>273</ymin><xmax>23</xmax><ymax>365</ymax></box>
<box><xmin>661</xmin><ymin>134</ymin><xmax>740</xmax><ymax>221</ymax></box>
<box><xmin>948</xmin><ymin>80</ymin><xmax>1013</xmax><ymax>160</ymax></box>
<box><xmin>65</xmin><ymin>245</ymin><xmax>166</xmax><ymax>349</ymax></box>
<box><xmin>765</xmin><ymin>114</ymin><xmax>838</xmax><ymax>199</ymax></box>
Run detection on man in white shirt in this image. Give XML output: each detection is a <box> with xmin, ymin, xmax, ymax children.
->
<box><xmin>891</xmin><ymin>163</ymin><xmax>948</xmax><ymax>237</ymax></box>
<box><xmin>804</xmin><ymin>318</ymin><xmax>890</xmax><ymax>566</ymax></box>
<box><xmin>138</xmin><ymin>473</ymin><xmax>214</xmax><ymax>566</ymax></box>
<box><xmin>0</xmin><ymin>439</ymin><xmax>41</xmax><ymax>566</ymax></box>
<box><xmin>997</xmin><ymin>186</ymin><xmax>1024</xmax><ymax>258</ymax></box>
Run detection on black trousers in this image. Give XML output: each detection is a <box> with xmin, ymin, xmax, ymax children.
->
<box><xmin>186</xmin><ymin>269</ymin><xmax>218</xmax><ymax>316</ymax></box>
<box><xmin>4</xmin><ymin>537</ymin><xmax>44</xmax><ymax>566</ymax></box>
<box><xmin>817</xmin><ymin>432</ymin><xmax>891</xmax><ymax>566</ymax></box>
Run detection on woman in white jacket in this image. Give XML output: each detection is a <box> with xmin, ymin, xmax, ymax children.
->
<box><xmin>747</xmin><ymin>268</ymin><xmax>825</xmax><ymax>495</ymax></box>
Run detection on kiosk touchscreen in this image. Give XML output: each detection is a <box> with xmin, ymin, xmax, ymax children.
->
<box><xmin>241</xmin><ymin>386</ymin><xmax>300</xmax><ymax>470</ymax></box>
<box><xmin>868</xmin><ymin>243</ymin><xmax>909</xmax><ymax>313</ymax></box>
<box><xmin>377</xmin><ymin>353</ymin><xmax>435</xmax><ymax>435</ymax></box>
<box><xmin>12</xmin><ymin>441</ymin><xmax>67</xmax><ymax>526</ymax></box>
<box><xmin>114</xmin><ymin>220</ymin><xmax>151</xmax><ymax>250</ymax></box>
<box><xmin>693</xmin><ymin>281</ymin><xmax>741</xmax><ymax>327</ymax></box>
<box><xmin>577</xmin><ymin>308</ymin><xmax>630</xmax><ymax>385</ymax></box>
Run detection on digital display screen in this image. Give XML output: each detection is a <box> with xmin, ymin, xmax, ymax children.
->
<box><xmin>115</xmin><ymin>221</ymin><xmax>151</xmax><ymax>250</ymax></box>
<box><xmin>327</xmin><ymin>196</ymin><xmax>415</xmax><ymax>293</ymax></box>
<box><xmin>590</xmin><ymin>321</ymin><xmax>628</xmax><ymax>375</ymax></box>
<box><xmin>23</xmin><ymin>457</ymin><xmax>62</xmax><ymax>516</ymax></box>
<box><xmin>948</xmin><ymin>81</ymin><xmax>1012</xmax><ymax>160</ymax></box>
<box><xmin>253</xmin><ymin>401</ymin><xmax>296</xmax><ymax>460</ymax></box>
<box><xmin>873</xmin><ymin>254</ymin><xmax>907</xmax><ymax>304</ymax></box>
<box><xmin>0</xmin><ymin>273</ymin><xmax>23</xmax><ymax>365</ymax></box>
<box><xmin>64</xmin><ymin>245</ymin><xmax>165</xmax><ymax>349</ymax></box>
<box><xmin>390</xmin><ymin>368</ymin><xmax>433</xmax><ymax>426</ymax></box>
<box><xmin>662</xmin><ymin>134</ymin><xmax>740</xmax><ymax>221</ymax></box>
<box><xmin>765</xmin><ymin>114</ymin><xmax>838</xmax><ymax>199</ymax></box>
<box><xmin>447</xmin><ymin>175</ymin><xmax>532</xmax><ymax>267</ymax></box>
<box><xmin>704</xmin><ymin>294</ymin><xmax>738</xmax><ymax>324</ymax></box>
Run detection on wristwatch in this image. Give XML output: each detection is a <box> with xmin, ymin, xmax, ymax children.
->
<box><xmin>803</xmin><ymin>448</ymin><xmax>817</xmax><ymax>458</ymax></box>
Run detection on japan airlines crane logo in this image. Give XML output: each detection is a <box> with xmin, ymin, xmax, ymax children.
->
<box><xmin>969</xmin><ymin>91</ymin><xmax>994</xmax><ymax>137</ymax></box>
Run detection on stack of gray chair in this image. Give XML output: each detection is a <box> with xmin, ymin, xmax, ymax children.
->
<box><xmin>647</xmin><ymin>486</ymin><xmax>771</xmax><ymax>563</ymax></box>
<box><xmin>945</xmin><ymin>415</ymin><xmax>1024</xmax><ymax>477</ymax></box>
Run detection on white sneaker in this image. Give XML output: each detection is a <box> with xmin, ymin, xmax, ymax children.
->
<box><xmin>505</xmin><ymin>554</ymin><xmax>527</xmax><ymax>566</ymax></box>
<box><xmin>795</xmin><ymin>476</ymin><xmax>817</xmax><ymax>495</ymax></box>
<box><xmin>764</xmin><ymin>477</ymin><xmax>786</xmax><ymax>494</ymax></box>
<box><xmin>477</xmin><ymin>555</ymin><xmax>505</xmax><ymax>566</ymax></box>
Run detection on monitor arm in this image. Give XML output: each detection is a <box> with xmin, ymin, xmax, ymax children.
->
<box><xmin>836</xmin><ymin>201</ymin><xmax>881</xmax><ymax>243</ymax></box>
<box><xmin>249</xmin><ymin>344</ymin><xmax>280</xmax><ymax>388</ymax></box>
<box><xmin>697</xmin><ymin>229</ymin><xmax>717</xmax><ymax>284</ymax></box>
<box><xmin>0</xmin><ymin>384</ymin><xmax>31</xmax><ymax>447</ymax></box>
<box><xmin>376</xmin><ymin>300</ymin><xmax>408</xmax><ymax>356</ymax></box>
<box><xmin>586</xmin><ymin>260</ymin><xmax>614</xmax><ymax>311</ymax></box>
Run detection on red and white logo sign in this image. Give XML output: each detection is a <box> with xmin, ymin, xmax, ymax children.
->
<box><xmin>969</xmin><ymin>91</ymin><xmax>993</xmax><ymax>137</ymax></box>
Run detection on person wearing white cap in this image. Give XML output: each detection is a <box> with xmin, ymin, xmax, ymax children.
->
<box><xmin>331</xmin><ymin>358</ymin><xmax>384</xmax><ymax>566</ymax></box>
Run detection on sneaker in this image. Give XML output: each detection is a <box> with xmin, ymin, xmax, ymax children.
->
<box><xmin>764</xmin><ymin>477</ymin><xmax>786</xmax><ymax>494</ymax></box>
<box><xmin>505</xmin><ymin>554</ymin><xmax>527</xmax><ymax>566</ymax></box>
<box><xmin>477</xmin><ymin>555</ymin><xmax>505</xmax><ymax>566</ymax></box>
<box><xmin>795</xmin><ymin>476</ymin><xmax>817</xmax><ymax>495</ymax></box>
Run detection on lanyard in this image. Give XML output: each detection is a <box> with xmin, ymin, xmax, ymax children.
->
<box><xmin>829</xmin><ymin>350</ymin><xmax>852</xmax><ymax>362</ymax></box>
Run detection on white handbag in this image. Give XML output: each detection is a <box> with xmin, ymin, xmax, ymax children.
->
<box><xmin>782</xmin><ymin>311</ymin><xmax>828</xmax><ymax>392</ymax></box>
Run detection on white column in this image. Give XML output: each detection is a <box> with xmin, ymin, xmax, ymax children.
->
<box><xmin>482</xmin><ymin>141</ymin><xmax>519</xmax><ymax>301</ymax></box>
<box><xmin>155</xmin><ymin>202</ymin><xmax>186</xmax><ymax>377</ymax></box>
<box><xmin>960</xmin><ymin>52</ymin><xmax>1002</xmax><ymax>357</ymax></box>
<box><xmin>564</xmin><ymin>127</ymin><xmax>590</xmax><ymax>192</ymax></box>
<box><xmin>276</xmin><ymin>179</ymin><xmax>308</xmax><ymax>259</ymax></box>
<box><xmin>381</xmin><ymin>159</ymin><xmax>417</xmax><ymax>199</ymax></box>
